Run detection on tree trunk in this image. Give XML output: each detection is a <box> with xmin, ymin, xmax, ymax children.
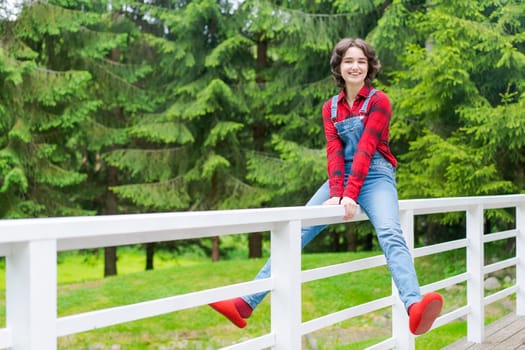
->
<box><xmin>209</xmin><ymin>162</ymin><xmax>221</xmax><ymax>261</ymax></box>
<box><xmin>104</xmin><ymin>164</ymin><xmax>119</xmax><ymax>277</ymax></box>
<box><xmin>255</xmin><ymin>35</ymin><xmax>268</xmax><ymax>84</ymax></box>
<box><xmin>332</xmin><ymin>232</ymin><xmax>343</xmax><ymax>252</ymax></box>
<box><xmin>246</xmin><ymin>35</ymin><xmax>269</xmax><ymax>259</ymax></box>
<box><xmin>145</xmin><ymin>242</ymin><xmax>155</xmax><ymax>270</ymax></box>
<box><xmin>346</xmin><ymin>226</ymin><xmax>357</xmax><ymax>252</ymax></box>
<box><xmin>363</xmin><ymin>233</ymin><xmax>373</xmax><ymax>251</ymax></box>
<box><xmin>211</xmin><ymin>236</ymin><xmax>220</xmax><ymax>261</ymax></box>
<box><xmin>249</xmin><ymin>232</ymin><xmax>263</xmax><ymax>258</ymax></box>
<box><xmin>104</xmin><ymin>246</ymin><xmax>117</xmax><ymax>276</ymax></box>
<box><xmin>102</xmin><ymin>47</ymin><xmax>123</xmax><ymax>277</ymax></box>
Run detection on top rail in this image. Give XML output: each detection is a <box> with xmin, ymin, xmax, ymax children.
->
<box><xmin>0</xmin><ymin>194</ymin><xmax>522</xmax><ymax>249</ymax></box>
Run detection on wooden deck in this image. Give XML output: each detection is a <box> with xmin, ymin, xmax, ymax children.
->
<box><xmin>443</xmin><ymin>314</ymin><xmax>525</xmax><ymax>350</ymax></box>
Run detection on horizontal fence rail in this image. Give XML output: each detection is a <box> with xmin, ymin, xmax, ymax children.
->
<box><xmin>0</xmin><ymin>194</ymin><xmax>524</xmax><ymax>349</ymax></box>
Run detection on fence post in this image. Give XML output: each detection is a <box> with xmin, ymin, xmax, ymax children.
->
<box><xmin>6</xmin><ymin>240</ymin><xmax>57</xmax><ymax>350</ymax></box>
<box><xmin>466</xmin><ymin>205</ymin><xmax>484</xmax><ymax>343</ymax></box>
<box><xmin>271</xmin><ymin>220</ymin><xmax>302</xmax><ymax>349</ymax></box>
<box><xmin>393</xmin><ymin>209</ymin><xmax>415</xmax><ymax>349</ymax></box>
<box><xmin>517</xmin><ymin>203</ymin><xmax>525</xmax><ymax>316</ymax></box>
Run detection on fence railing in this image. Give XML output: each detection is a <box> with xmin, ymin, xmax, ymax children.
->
<box><xmin>0</xmin><ymin>194</ymin><xmax>524</xmax><ymax>349</ymax></box>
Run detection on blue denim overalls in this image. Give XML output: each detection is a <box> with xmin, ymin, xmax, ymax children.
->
<box><xmin>243</xmin><ymin>90</ymin><xmax>422</xmax><ymax>311</ymax></box>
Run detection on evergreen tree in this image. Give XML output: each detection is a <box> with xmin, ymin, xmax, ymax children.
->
<box><xmin>0</xmin><ymin>4</ymin><xmax>96</xmax><ymax>218</ymax></box>
<box><xmin>3</xmin><ymin>0</ymin><xmax>156</xmax><ymax>274</ymax></box>
<box><xmin>58</xmin><ymin>1</ymin><xmax>158</xmax><ymax>274</ymax></box>
<box><xmin>375</xmin><ymin>0</ymin><xmax>524</xmax><ymax>198</ymax></box>
<box><xmin>374</xmin><ymin>0</ymin><xmax>525</xmax><ymax>243</ymax></box>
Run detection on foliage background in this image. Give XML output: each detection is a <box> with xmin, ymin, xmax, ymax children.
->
<box><xmin>1</xmin><ymin>0</ymin><xmax>524</xmax><ymax>264</ymax></box>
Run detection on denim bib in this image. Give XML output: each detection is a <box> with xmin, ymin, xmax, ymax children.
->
<box><xmin>330</xmin><ymin>90</ymin><xmax>393</xmax><ymax>175</ymax></box>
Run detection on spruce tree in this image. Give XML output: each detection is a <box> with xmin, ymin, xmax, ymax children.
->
<box><xmin>376</xmin><ymin>0</ymin><xmax>525</xmax><ymax>243</ymax></box>
<box><xmin>383</xmin><ymin>0</ymin><xmax>524</xmax><ymax>198</ymax></box>
<box><xmin>3</xmin><ymin>0</ymin><xmax>156</xmax><ymax>274</ymax></box>
<box><xmin>57</xmin><ymin>1</ymin><xmax>158</xmax><ymax>275</ymax></box>
<box><xmin>0</xmin><ymin>4</ymin><xmax>96</xmax><ymax>218</ymax></box>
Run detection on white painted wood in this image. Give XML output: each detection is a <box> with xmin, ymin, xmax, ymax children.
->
<box><xmin>57</xmin><ymin>278</ymin><xmax>272</xmax><ymax>336</ymax></box>
<box><xmin>420</xmin><ymin>273</ymin><xmax>469</xmax><ymax>295</ymax></box>
<box><xmin>517</xmin><ymin>204</ymin><xmax>525</xmax><ymax>316</ymax></box>
<box><xmin>392</xmin><ymin>209</ymin><xmax>415</xmax><ymax>350</ymax></box>
<box><xmin>392</xmin><ymin>296</ymin><xmax>412</xmax><ymax>350</ymax></box>
<box><xmin>483</xmin><ymin>257</ymin><xmax>518</xmax><ymax>275</ymax></box>
<box><xmin>482</xmin><ymin>229</ymin><xmax>518</xmax><ymax>243</ymax></box>
<box><xmin>0</xmin><ymin>205</ymin><xmax>345</xmax><ymax>243</ymax></box>
<box><xmin>0</xmin><ymin>195</ymin><xmax>522</xmax><ymax>349</ymax></box>
<box><xmin>466</xmin><ymin>205</ymin><xmax>485</xmax><ymax>343</ymax></box>
<box><xmin>6</xmin><ymin>240</ymin><xmax>57</xmax><ymax>350</ymax></box>
<box><xmin>0</xmin><ymin>194</ymin><xmax>520</xmax><ymax>246</ymax></box>
<box><xmin>399</xmin><ymin>194</ymin><xmax>525</xmax><ymax>214</ymax></box>
<box><xmin>365</xmin><ymin>337</ymin><xmax>396</xmax><ymax>350</ymax></box>
<box><xmin>484</xmin><ymin>286</ymin><xmax>518</xmax><ymax>306</ymax></box>
<box><xmin>412</xmin><ymin>238</ymin><xmax>467</xmax><ymax>258</ymax></box>
<box><xmin>271</xmin><ymin>220</ymin><xmax>302</xmax><ymax>350</ymax></box>
<box><xmin>0</xmin><ymin>328</ymin><xmax>12</xmax><ymax>348</ymax></box>
<box><xmin>393</xmin><ymin>209</ymin><xmax>415</xmax><ymax>350</ymax></box>
<box><xmin>301</xmin><ymin>296</ymin><xmax>393</xmax><ymax>335</ymax></box>
<box><xmin>220</xmin><ymin>334</ymin><xmax>275</xmax><ymax>350</ymax></box>
<box><xmin>433</xmin><ymin>305</ymin><xmax>469</xmax><ymax>327</ymax></box>
<box><xmin>301</xmin><ymin>254</ymin><xmax>386</xmax><ymax>283</ymax></box>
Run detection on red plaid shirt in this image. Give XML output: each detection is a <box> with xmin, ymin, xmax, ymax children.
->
<box><xmin>322</xmin><ymin>85</ymin><xmax>397</xmax><ymax>201</ymax></box>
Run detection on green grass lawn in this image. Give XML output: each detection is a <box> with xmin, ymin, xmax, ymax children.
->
<box><xmin>0</xmin><ymin>247</ymin><xmax>516</xmax><ymax>349</ymax></box>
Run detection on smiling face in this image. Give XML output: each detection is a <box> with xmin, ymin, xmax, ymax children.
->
<box><xmin>340</xmin><ymin>46</ymin><xmax>368</xmax><ymax>89</ymax></box>
<box><xmin>330</xmin><ymin>38</ymin><xmax>381</xmax><ymax>89</ymax></box>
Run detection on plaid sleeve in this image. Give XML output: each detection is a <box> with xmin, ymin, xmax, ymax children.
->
<box><xmin>322</xmin><ymin>99</ymin><xmax>345</xmax><ymax>198</ymax></box>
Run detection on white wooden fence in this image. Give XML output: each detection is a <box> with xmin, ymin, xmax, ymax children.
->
<box><xmin>0</xmin><ymin>194</ymin><xmax>524</xmax><ymax>349</ymax></box>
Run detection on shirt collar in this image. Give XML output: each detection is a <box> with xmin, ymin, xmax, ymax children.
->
<box><xmin>338</xmin><ymin>84</ymin><xmax>373</xmax><ymax>102</ymax></box>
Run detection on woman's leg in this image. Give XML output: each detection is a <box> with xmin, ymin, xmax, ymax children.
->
<box><xmin>242</xmin><ymin>180</ymin><xmax>331</xmax><ymax>309</ymax></box>
<box><xmin>210</xmin><ymin>180</ymin><xmax>331</xmax><ymax>327</ymax></box>
<box><xmin>358</xmin><ymin>166</ymin><xmax>442</xmax><ymax>335</ymax></box>
<box><xmin>357</xmin><ymin>169</ymin><xmax>421</xmax><ymax>310</ymax></box>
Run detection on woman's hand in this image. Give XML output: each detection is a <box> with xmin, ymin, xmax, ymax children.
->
<box><xmin>323</xmin><ymin>197</ymin><xmax>341</xmax><ymax>206</ymax></box>
<box><xmin>340</xmin><ymin>196</ymin><xmax>358</xmax><ymax>220</ymax></box>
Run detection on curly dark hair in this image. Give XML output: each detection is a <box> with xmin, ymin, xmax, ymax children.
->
<box><xmin>330</xmin><ymin>38</ymin><xmax>381</xmax><ymax>88</ymax></box>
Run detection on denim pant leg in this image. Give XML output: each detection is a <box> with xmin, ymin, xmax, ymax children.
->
<box><xmin>357</xmin><ymin>167</ymin><xmax>421</xmax><ymax>310</ymax></box>
<box><xmin>242</xmin><ymin>181</ymin><xmax>331</xmax><ymax>310</ymax></box>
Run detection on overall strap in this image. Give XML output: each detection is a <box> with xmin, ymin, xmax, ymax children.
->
<box><xmin>331</xmin><ymin>89</ymin><xmax>377</xmax><ymax>122</ymax></box>
<box><xmin>359</xmin><ymin>88</ymin><xmax>377</xmax><ymax>115</ymax></box>
<box><xmin>330</xmin><ymin>95</ymin><xmax>339</xmax><ymax>122</ymax></box>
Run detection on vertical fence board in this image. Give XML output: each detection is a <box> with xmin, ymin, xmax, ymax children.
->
<box><xmin>271</xmin><ymin>220</ymin><xmax>302</xmax><ymax>350</ymax></box>
<box><xmin>517</xmin><ymin>204</ymin><xmax>525</xmax><ymax>316</ymax></box>
<box><xmin>393</xmin><ymin>209</ymin><xmax>415</xmax><ymax>349</ymax></box>
<box><xmin>6</xmin><ymin>240</ymin><xmax>57</xmax><ymax>350</ymax></box>
<box><xmin>466</xmin><ymin>205</ymin><xmax>484</xmax><ymax>343</ymax></box>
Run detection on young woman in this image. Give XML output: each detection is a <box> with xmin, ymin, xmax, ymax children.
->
<box><xmin>210</xmin><ymin>37</ymin><xmax>443</xmax><ymax>336</ymax></box>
